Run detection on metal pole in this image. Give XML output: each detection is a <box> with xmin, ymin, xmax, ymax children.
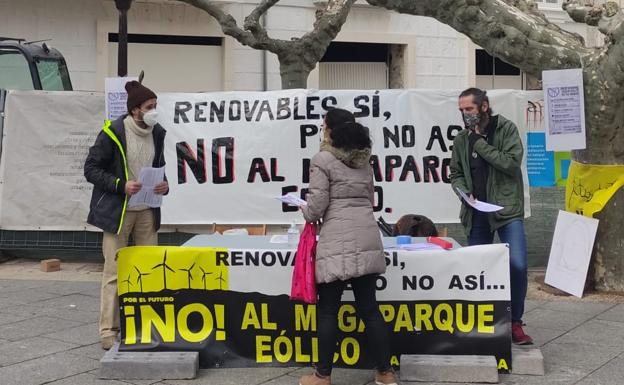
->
<box><xmin>115</xmin><ymin>0</ymin><xmax>133</xmax><ymax>77</ymax></box>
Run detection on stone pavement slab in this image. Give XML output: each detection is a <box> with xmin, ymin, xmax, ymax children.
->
<box><xmin>540</xmin><ymin>300</ymin><xmax>615</xmax><ymax>315</ymax></box>
<box><xmin>43</xmin><ymin>281</ymin><xmax>101</xmax><ymax>297</ymax></box>
<box><xmin>596</xmin><ymin>303</ymin><xmax>624</xmax><ymax>323</ymax></box>
<box><xmin>0</xmin><ymin>351</ymin><xmax>99</xmax><ymax>385</ymax></box>
<box><xmin>66</xmin><ymin>343</ymin><xmax>106</xmax><ymax>362</ymax></box>
<box><xmin>0</xmin><ymin>279</ymin><xmax>61</xmax><ymax>293</ymax></box>
<box><xmin>575</xmin><ymin>352</ymin><xmax>624</xmax><ymax>385</ymax></box>
<box><xmin>0</xmin><ymin>288</ymin><xmax>63</xmax><ymax>306</ymax></box>
<box><xmin>522</xmin><ymin>325</ymin><xmax>567</xmax><ymax>347</ymax></box>
<box><xmin>0</xmin><ymin>316</ymin><xmax>85</xmax><ymax>341</ymax></box>
<box><xmin>400</xmin><ymin>354</ymin><xmax>498</xmax><ymax>383</ymax></box>
<box><xmin>555</xmin><ymin>319</ymin><xmax>624</xmax><ymax>347</ymax></box>
<box><xmin>30</xmin><ymin>293</ymin><xmax>101</xmax><ymax>313</ymax></box>
<box><xmin>44</xmin><ymin>322</ymin><xmax>99</xmax><ymax>345</ymax></box>
<box><xmin>523</xmin><ymin>308</ymin><xmax>597</xmax><ymax>330</ymax></box>
<box><xmin>0</xmin><ymin>308</ymin><xmax>35</xmax><ymax>326</ymax></box>
<box><xmin>0</xmin><ymin>260</ymin><xmax>102</xmax><ymax>282</ymax></box>
<box><xmin>6</xmin><ymin>302</ymin><xmax>100</xmax><ymax>323</ymax></box>
<box><xmin>162</xmin><ymin>367</ymin><xmax>296</xmax><ymax>385</ymax></box>
<box><xmin>499</xmin><ymin>364</ymin><xmax>589</xmax><ymax>385</ymax></box>
<box><xmin>0</xmin><ymin>336</ymin><xmax>78</xmax><ymax>367</ymax></box>
<box><xmin>47</xmin><ymin>372</ymin><xmax>130</xmax><ymax>385</ymax></box>
<box><xmin>541</xmin><ymin>341</ymin><xmax>622</xmax><ymax>371</ymax></box>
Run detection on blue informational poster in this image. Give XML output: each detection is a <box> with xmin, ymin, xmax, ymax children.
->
<box><xmin>527</xmin><ymin>132</ymin><xmax>555</xmax><ymax>186</ymax></box>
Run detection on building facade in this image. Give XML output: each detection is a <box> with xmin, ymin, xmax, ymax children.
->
<box><xmin>1</xmin><ymin>0</ymin><xmax>603</xmax><ymax>93</ymax></box>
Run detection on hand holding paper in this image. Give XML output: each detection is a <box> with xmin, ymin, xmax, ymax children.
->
<box><xmin>128</xmin><ymin>167</ymin><xmax>166</xmax><ymax>208</ymax></box>
<box><xmin>276</xmin><ymin>193</ymin><xmax>307</xmax><ymax>207</ymax></box>
<box><xmin>455</xmin><ymin>187</ymin><xmax>503</xmax><ymax>213</ymax></box>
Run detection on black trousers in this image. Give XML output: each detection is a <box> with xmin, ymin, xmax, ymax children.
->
<box><xmin>315</xmin><ymin>274</ymin><xmax>392</xmax><ymax>376</ymax></box>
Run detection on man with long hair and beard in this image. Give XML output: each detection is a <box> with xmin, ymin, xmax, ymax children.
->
<box><xmin>450</xmin><ymin>88</ymin><xmax>533</xmax><ymax>345</ymax></box>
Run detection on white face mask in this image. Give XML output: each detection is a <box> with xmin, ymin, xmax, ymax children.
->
<box><xmin>142</xmin><ymin>109</ymin><xmax>159</xmax><ymax>127</ymax></box>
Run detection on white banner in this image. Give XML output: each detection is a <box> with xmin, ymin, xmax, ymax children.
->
<box><xmin>159</xmin><ymin>89</ymin><xmax>534</xmax><ymax>225</ymax></box>
<box><xmin>0</xmin><ymin>90</ymin><xmax>102</xmax><ymax>230</ymax></box>
<box><xmin>218</xmin><ymin>244</ymin><xmax>511</xmax><ymax>301</ymax></box>
<box><xmin>0</xmin><ymin>89</ymin><xmax>538</xmax><ymax>230</ymax></box>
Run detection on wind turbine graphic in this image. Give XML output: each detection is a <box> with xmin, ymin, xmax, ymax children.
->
<box><xmin>199</xmin><ymin>266</ymin><xmax>212</xmax><ymax>290</ymax></box>
<box><xmin>134</xmin><ymin>266</ymin><xmax>150</xmax><ymax>293</ymax></box>
<box><xmin>215</xmin><ymin>269</ymin><xmax>226</xmax><ymax>290</ymax></box>
<box><xmin>121</xmin><ymin>273</ymin><xmax>132</xmax><ymax>293</ymax></box>
<box><xmin>152</xmin><ymin>250</ymin><xmax>175</xmax><ymax>290</ymax></box>
<box><xmin>179</xmin><ymin>262</ymin><xmax>196</xmax><ymax>289</ymax></box>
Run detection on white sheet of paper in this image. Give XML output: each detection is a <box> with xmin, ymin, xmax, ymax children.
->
<box><xmin>543</xmin><ymin>68</ymin><xmax>586</xmax><ymax>151</ymax></box>
<box><xmin>275</xmin><ymin>193</ymin><xmax>307</xmax><ymax>207</ymax></box>
<box><xmin>456</xmin><ymin>188</ymin><xmax>504</xmax><ymax>213</ymax></box>
<box><xmin>128</xmin><ymin>166</ymin><xmax>165</xmax><ymax>208</ymax></box>
<box><xmin>545</xmin><ymin>210</ymin><xmax>598</xmax><ymax>298</ymax></box>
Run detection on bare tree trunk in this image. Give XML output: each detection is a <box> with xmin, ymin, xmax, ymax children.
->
<box><xmin>280</xmin><ymin>64</ymin><xmax>311</xmax><ymax>89</ymax></box>
<box><xmin>592</xmin><ymin>188</ymin><xmax>624</xmax><ymax>291</ymax></box>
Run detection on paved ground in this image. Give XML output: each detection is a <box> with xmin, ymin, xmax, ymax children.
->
<box><xmin>0</xmin><ymin>259</ymin><xmax>623</xmax><ymax>385</ymax></box>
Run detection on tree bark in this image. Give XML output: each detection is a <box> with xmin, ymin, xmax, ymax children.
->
<box><xmin>592</xmin><ymin>188</ymin><xmax>624</xmax><ymax>291</ymax></box>
<box><xmin>278</xmin><ymin>51</ymin><xmax>314</xmax><ymax>89</ymax></box>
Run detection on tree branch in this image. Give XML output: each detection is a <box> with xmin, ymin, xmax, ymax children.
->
<box><xmin>243</xmin><ymin>0</ymin><xmax>280</xmax><ymax>45</ymax></box>
<box><xmin>366</xmin><ymin>0</ymin><xmax>589</xmax><ymax>76</ymax></box>
<box><xmin>299</xmin><ymin>0</ymin><xmax>358</xmax><ymax>57</ymax></box>
<box><xmin>177</xmin><ymin>0</ymin><xmax>287</xmax><ymax>51</ymax></box>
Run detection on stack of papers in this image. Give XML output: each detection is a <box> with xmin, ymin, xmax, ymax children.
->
<box><xmin>128</xmin><ymin>166</ymin><xmax>165</xmax><ymax>208</ymax></box>
<box><xmin>456</xmin><ymin>188</ymin><xmax>503</xmax><ymax>212</ymax></box>
<box><xmin>275</xmin><ymin>193</ymin><xmax>307</xmax><ymax>207</ymax></box>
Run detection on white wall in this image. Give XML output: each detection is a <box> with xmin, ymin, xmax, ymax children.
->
<box><xmin>0</xmin><ymin>0</ymin><xmax>102</xmax><ymax>91</ymax></box>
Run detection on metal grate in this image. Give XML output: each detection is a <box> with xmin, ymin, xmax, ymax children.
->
<box><xmin>0</xmin><ymin>230</ymin><xmax>195</xmax><ymax>250</ymax></box>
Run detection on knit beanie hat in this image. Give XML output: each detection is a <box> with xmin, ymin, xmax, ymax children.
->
<box><xmin>125</xmin><ymin>80</ymin><xmax>157</xmax><ymax>112</ymax></box>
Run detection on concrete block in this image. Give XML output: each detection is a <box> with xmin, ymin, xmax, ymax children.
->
<box><xmin>400</xmin><ymin>354</ymin><xmax>498</xmax><ymax>383</ymax></box>
<box><xmin>99</xmin><ymin>343</ymin><xmax>198</xmax><ymax>380</ymax></box>
<box><xmin>41</xmin><ymin>259</ymin><xmax>61</xmax><ymax>272</ymax></box>
<box><xmin>512</xmin><ymin>347</ymin><xmax>545</xmax><ymax>375</ymax></box>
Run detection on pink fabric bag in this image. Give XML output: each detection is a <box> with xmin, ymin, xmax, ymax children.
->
<box><xmin>290</xmin><ymin>222</ymin><xmax>317</xmax><ymax>304</ymax></box>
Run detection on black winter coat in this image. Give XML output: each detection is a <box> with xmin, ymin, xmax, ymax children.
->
<box><xmin>84</xmin><ymin>115</ymin><xmax>166</xmax><ymax>234</ymax></box>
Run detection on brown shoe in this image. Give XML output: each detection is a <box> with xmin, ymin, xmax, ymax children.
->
<box><xmin>101</xmin><ymin>335</ymin><xmax>115</xmax><ymax>350</ymax></box>
<box><xmin>299</xmin><ymin>371</ymin><xmax>331</xmax><ymax>385</ymax></box>
<box><xmin>375</xmin><ymin>369</ymin><xmax>398</xmax><ymax>385</ymax></box>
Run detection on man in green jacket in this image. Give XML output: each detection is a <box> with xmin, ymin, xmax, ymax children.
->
<box><xmin>450</xmin><ymin>88</ymin><xmax>532</xmax><ymax>345</ymax></box>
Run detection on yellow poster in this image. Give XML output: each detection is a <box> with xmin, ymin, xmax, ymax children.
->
<box><xmin>565</xmin><ymin>161</ymin><xmax>624</xmax><ymax>217</ymax></box>
<box><xmin>117</xmin><ymin>246</ymin><xmax>229</xmax><ymax>295</ymax></box>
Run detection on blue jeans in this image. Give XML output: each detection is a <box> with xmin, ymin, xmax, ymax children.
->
<box><xmin>468</xmin><ymin>212</ymin><xmax>527</xmax><ymax>322</ymax></box>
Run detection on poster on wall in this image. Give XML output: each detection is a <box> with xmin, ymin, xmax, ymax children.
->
<box><xmin>527</xmin><ymin>132</ymin><xmax>555</xmax><ymax>187</ymax></box>
<box><xmin>105</xmin><ymin>76</ymin><xmax>137</xmax><ymax>120</ymax></box>
<box><xmin>524</xmin><ymin>98</ymin><xmax>571</xmax><ymax>187</ymax></box>
<box><xmin>542</xmin><ymin>69</ymin><xmax>586</xmax><ymax>151</ymax></box>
